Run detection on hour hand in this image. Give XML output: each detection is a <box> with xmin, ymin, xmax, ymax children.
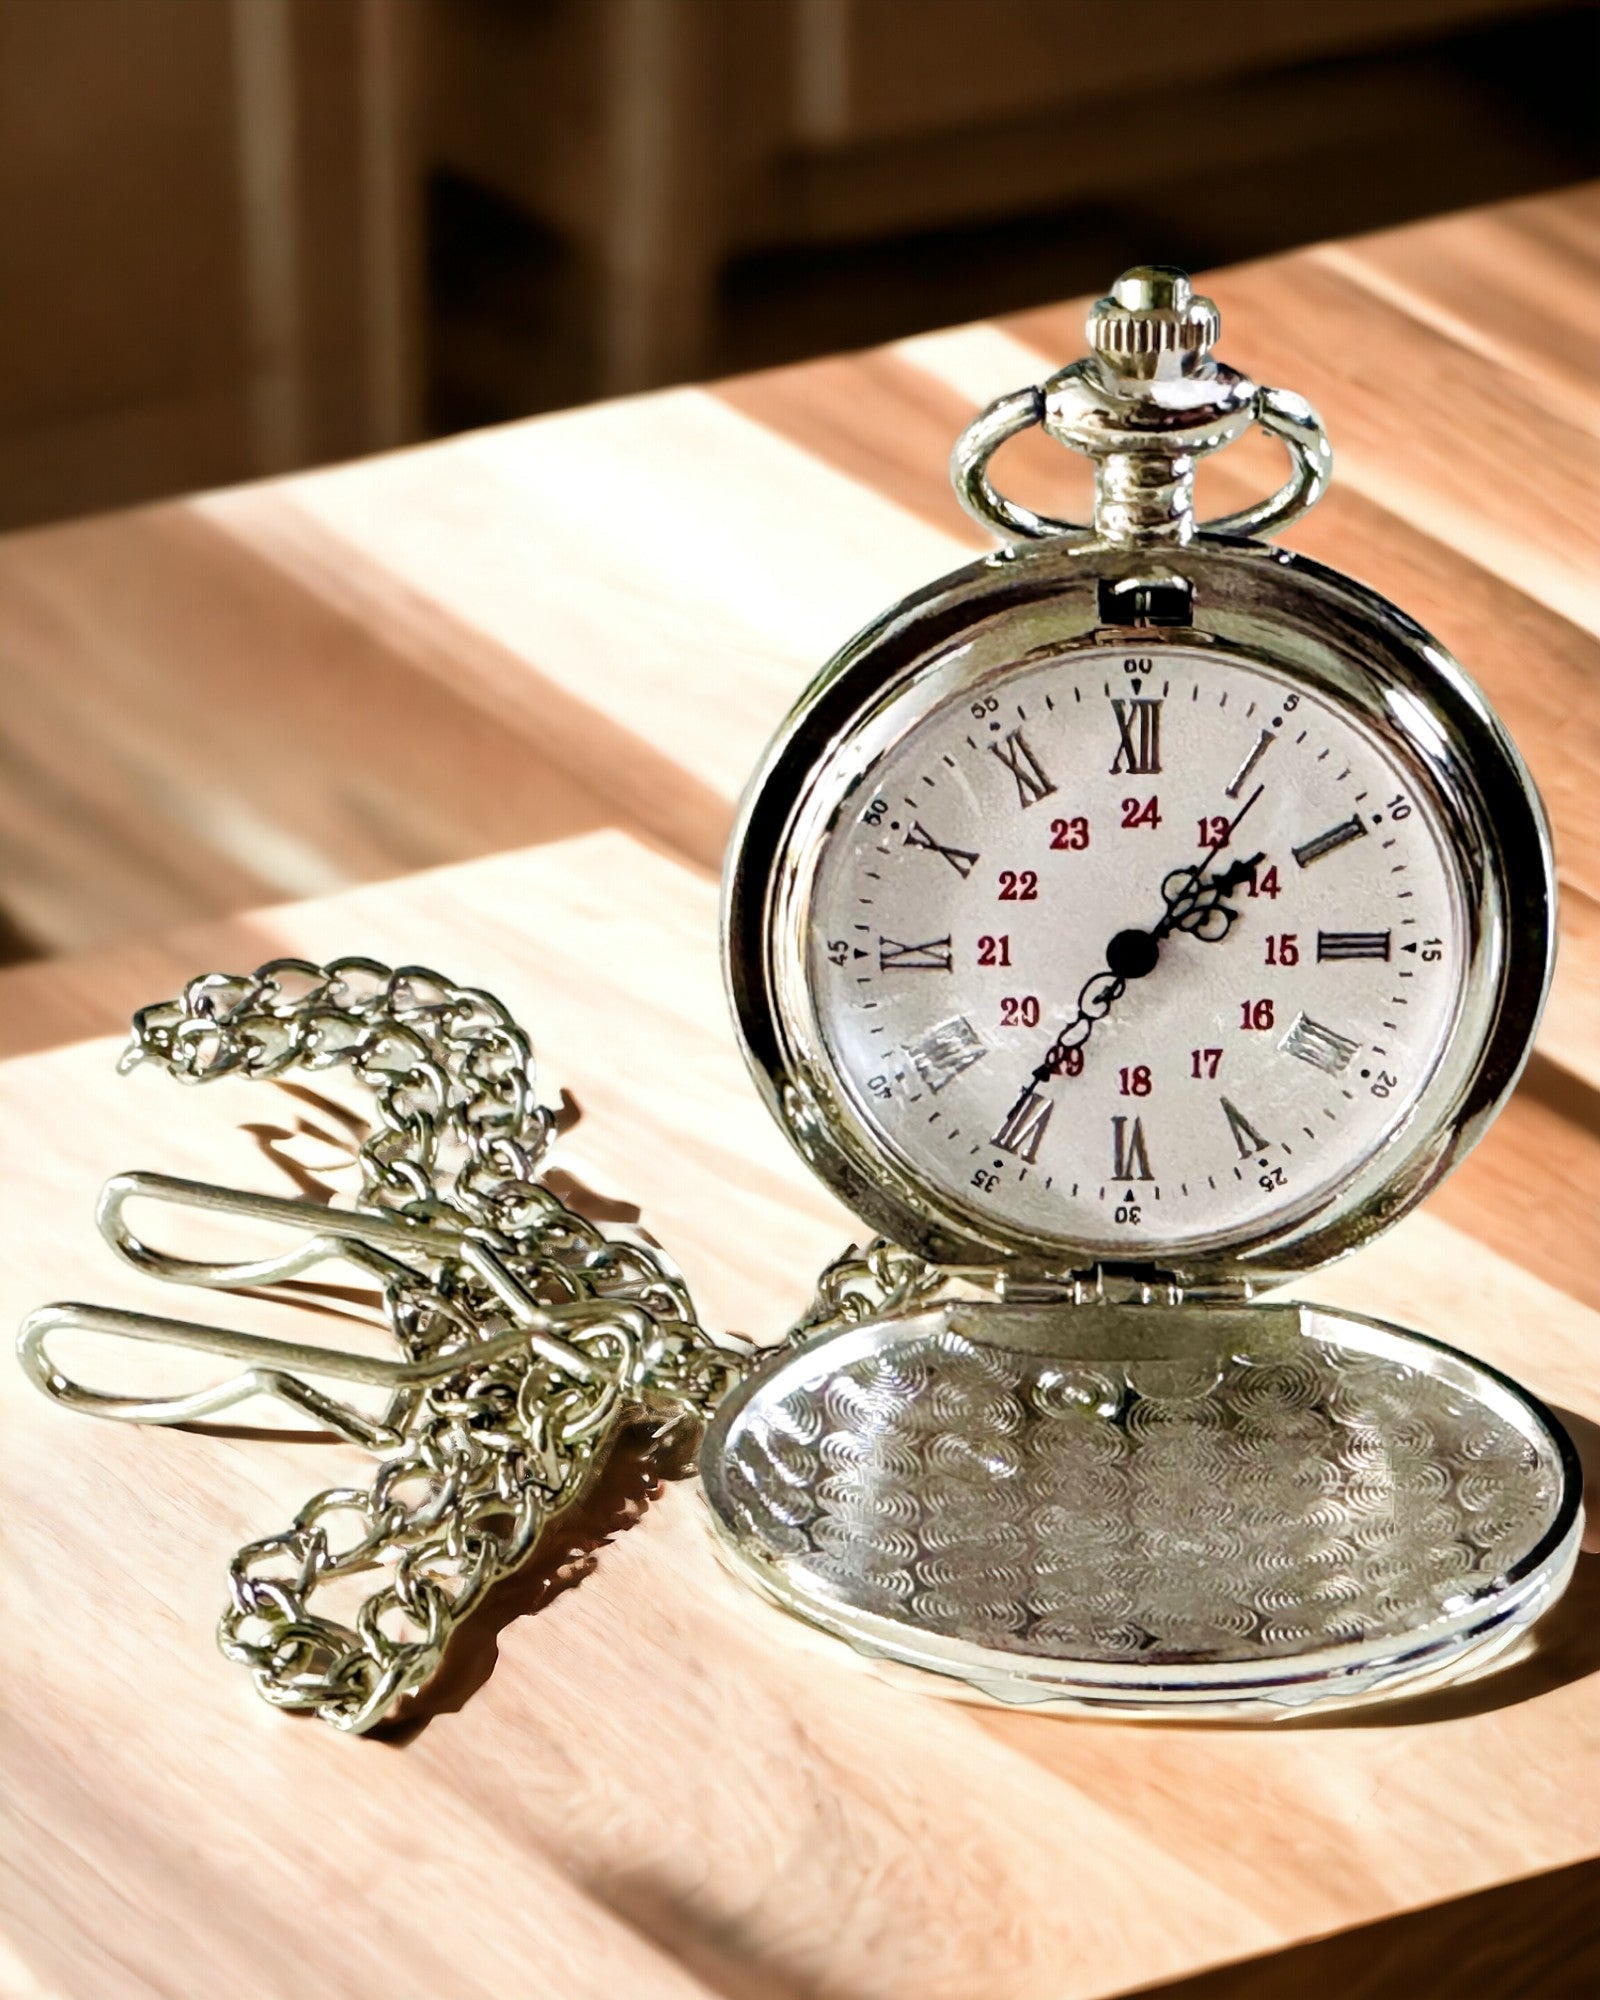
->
<box><xmin>1160</xmin><ymin>851</ymin><xmax>1264</xmax><ymax>941</ymax></box>
<box><xmin>1208</xmin><ymin>851</ymin><xmax>1266</xmax><ymax>897</ymax></box>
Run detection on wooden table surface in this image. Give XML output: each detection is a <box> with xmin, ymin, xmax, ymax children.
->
<box><xmin>3</xmin><ymin>184</ymin><xmax>1599</xmax><ymax>1999</ymax></box>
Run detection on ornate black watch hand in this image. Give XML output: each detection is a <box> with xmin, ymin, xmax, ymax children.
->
<box><xmin>1153</xmin><ymin>849</ymin><xmax>1265</xmax><ymax>943</ymax></box>
<box><xmin>1020</xmin><ymin>849</ymin><xmax>1265</xmax><ymax>1089</ymax></box>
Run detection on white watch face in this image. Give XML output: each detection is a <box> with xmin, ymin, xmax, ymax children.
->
<box><xmin>805</xmin><ymin>644</ymin><xmax>1468</xmax><ymax>1258</ymax></box>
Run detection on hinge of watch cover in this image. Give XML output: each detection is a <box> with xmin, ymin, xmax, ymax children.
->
<box><xmin>1097</xmin><ymin>574</ymin><xmax>1194</xmax><ymax>627</ymax></box>
<box><xmin>995</xmin><ymin>1264</ymin><xmax>1255</xmax><ymax>1307</ymax></box>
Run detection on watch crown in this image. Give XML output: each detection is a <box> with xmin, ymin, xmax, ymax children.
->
<box><xmin>1088</xmin><ymin>266</ymin><xmax>1220</xmax><ymax>374</ymax></box>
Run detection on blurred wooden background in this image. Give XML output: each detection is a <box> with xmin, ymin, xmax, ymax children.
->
<box><xmin>0</xmin><ymin>0</ymin><xmax>1595</xmax><ymax>534</ymax></box>
<box><xmin>0</xmin><ymin>0</ymin><xmax>418</xmax><ymax>528</ymax></box>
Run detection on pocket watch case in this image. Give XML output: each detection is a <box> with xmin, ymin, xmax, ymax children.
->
<box><xmin>704</xmin><ymin>1297</ymin><xmax>1580</xmax><ymax>1716</ymax></box>
<box><xmin>708</xmin><ymin>267</ymin><xmax>1583</xmax><ymax>1716</ymax></box>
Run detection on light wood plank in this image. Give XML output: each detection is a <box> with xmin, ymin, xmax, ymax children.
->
<box><xmin>199</xmin><ymin>386</ymin><xmax>969</xmax><ymax>811</ymax></box>
<box><xmin>1319</xmin><ymin>183</ymin><xmax>1600</xmax><ymax>430</ymax></box>
<box><xmin>1007</xmin><ymin>245</ymin><xmax>1600</xmax><ymax>639</ymax></box>
<box><xmin>0</xmin><ymin>506</ymin><xmax>616</xmax><ymax>950</ymax></box>
<box><xmin>3</xmin><ymin>833</ymin><xmax>1599</xmax><ymax>2000</ymax></box>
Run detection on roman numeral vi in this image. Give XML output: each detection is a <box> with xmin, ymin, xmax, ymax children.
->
<box><xmin>1111</xmin><ymin>1114</ymin><xmax>1154</xmax><ymax>1180</ymax></box>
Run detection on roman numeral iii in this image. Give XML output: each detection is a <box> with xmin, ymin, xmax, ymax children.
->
<box><xmin>989</xmin><ymin>727</ymin><xmax>1057</xmax><ymax>808</ymax></box>
<box><xmin>877</xmin><ymin>935</ymin><xmax>954</xmax><ymax>972</ymax></box>
<box><xmin>1317</xmin><ymin>930</ymin><xmax>1391</xmax><ymax>961</ymax></box>
<box><xmin>1109</xmin><ymin>698</ymin><xmax>1162</xmax><ymax>775</ymax></box>
<box><xmin>993</xmin><ymin>1089</ymin><xmax>1053</xmax><ymax>1163</ymax></box>
<box><xmin>1111</xmin><ymin>1114</ymin><xmax>1154</xmax><ymax>1180</ymax></box>
<box><xmin>903</xmin><ymin>821</ymin><xmax>980</xmax><ymax>878</ymax></box>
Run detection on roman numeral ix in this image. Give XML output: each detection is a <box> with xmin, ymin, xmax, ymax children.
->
<box><xmin>904</xmin><ymin>820</ymin><xmax>979</xmax><ymax>878</ymax></box>
<box><xmin>878</xmin><ymin>935</ymin><xmax>954</xmax><ymax>972</ymax></box>
<box><xmin>1111</xmin><ymin>1114</ymin><xmax>1154</xmax><ymax>1180</ymax></box>
<box><xmin>993</xmin><ymin>1089</ymin><xmax>1053</xmax><ymax>1163</ymax></box>
<box><xmin>1109</xmin><ymin>698</ymin><xmax>1162</xmax><ymax>775</ymax></box>
<box><xmin>1317</xmin><ymin>930</ymin><xmax>1391</xmax><ymax>961</ymax></box>
<box><xmin>989</xmin><ymin>727</ymin><xmax>1057</xmax><ymax>808</ymax></box>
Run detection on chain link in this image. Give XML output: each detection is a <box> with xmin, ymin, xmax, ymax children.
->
<box><xmin>787</xmin><ymin>1238</ymin><xmax>951</xmax><ymax>1345</ymax></box>
<box><xmin>122</xmin><ymin>956</ymin><xmax>744</xmax><ymax>1731</ymax></box>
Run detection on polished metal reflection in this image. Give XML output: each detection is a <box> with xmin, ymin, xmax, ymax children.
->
<box><xmin>713</xmin><ymin>260</ymin><xmax>1574</xmax><ymax>1714</ymax></box>
<box><xmin>724</xmin><ymin>265</ymin><xmax>1554</xmax><ymax>1290</ymax></box>
<box><xmin>724</xmin><ymin>535</ymin><xmax>1556</xmax><ymax>1289</ymax></box>
<box><xmin>704</xmin><ymin>1301</ymin><xmax>1580</xmax><ymax>1713</ymax></box>
<box><xmin>950</xmin><ymin>267</ymin><xmax>1331</xmax><ymax>546</ymax></box>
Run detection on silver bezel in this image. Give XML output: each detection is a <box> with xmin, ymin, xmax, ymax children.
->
<box><xmin>723</xmin><ymin>534</ymin><xmax>1555</xmax><ymax>1292</ymax></box>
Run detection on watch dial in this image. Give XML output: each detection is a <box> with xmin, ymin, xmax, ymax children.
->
<box><xmin>807</xmin><ymin>645</ymin><xmax>1468</xmax><ymax>1257</ymax></box>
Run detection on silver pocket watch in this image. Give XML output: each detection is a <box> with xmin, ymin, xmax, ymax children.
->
<box><xmin>706</xmin><ymin>267</ymin><xmax>1582</xmax><ymax>1715</ymax></box>
<box><xmin>18</xmin><ymin>269</ymin><xmax>1582</xmax><ymax>1732</ymax></box>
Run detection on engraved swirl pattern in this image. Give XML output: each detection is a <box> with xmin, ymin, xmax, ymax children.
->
<box><xmin>721</xmin><ymin>1328</ymin><xmax>1562</xmax><ymax>1663</ymax></box>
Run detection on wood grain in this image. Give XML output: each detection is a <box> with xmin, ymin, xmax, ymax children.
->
<box><xmin>1319</xmin><ymin>181</ymin><xmax>1600</xmax><ymax>431</ymax></box>
<box><xmin>3</xmin><ymin>832</ymin><xmax>1599</xmax><ymax>2000</ymax></box>
<box><xmin>1</xmin><ymin>182</ymin><xmax>1598</xmax><ymax>1999</ymax></box>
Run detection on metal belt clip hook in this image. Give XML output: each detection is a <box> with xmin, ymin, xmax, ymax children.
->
<box><xmin>13</xmin><ymin>957</ymin><xmax>739</xmax><ymax>1730</ymax></box>
<box><xmin>19</xmin><ymin>1170</ymin><xmax>610</xmax><ymax>1448</ymax></box>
